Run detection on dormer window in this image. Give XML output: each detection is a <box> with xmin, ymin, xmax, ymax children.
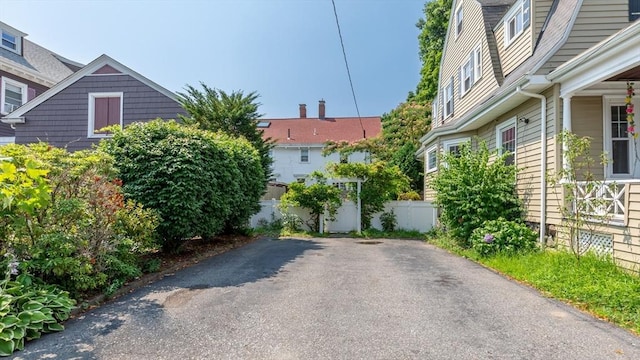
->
<box><xmin>0</xmin><ymin>24</ymin><xmax>24</xmax><ymax>55</ymax></box>
<box><xmin>504</xmin><ymin>0</ymin><xmax>531</xmax><ymax>47</ymax></box>
<box><xmin>1</xmin><ymin>77</ymin><xmax>28</xmax><ymax>115</ymax></box>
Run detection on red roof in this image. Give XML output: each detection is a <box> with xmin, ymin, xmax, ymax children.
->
<box><xmin>260</xmin><ymin>116</ymin><xmax>381</xmax><ymax>145</ymax></box>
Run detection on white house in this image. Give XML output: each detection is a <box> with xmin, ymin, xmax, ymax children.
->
<box><xmin>261</xmin><ymin>100</ymin><xmax>381</xmax><ymax>185</ymax></box>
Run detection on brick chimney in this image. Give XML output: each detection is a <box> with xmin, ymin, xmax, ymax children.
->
<box><xmin>299</xmin><ymin>104</ymin><xmax>307</xmax><ymax>118</ymax></box>
<box><xmin>319</xmin><ymin>99</ymin><xmax>326</xmax><ymax>119</ymax></box>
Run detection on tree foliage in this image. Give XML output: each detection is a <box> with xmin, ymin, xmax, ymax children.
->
<box><xmin>177</xmin><ymin>83</ymin><xmax>275</xmax><ymax>181</ymax></box>
<box><xmin>101</xmin><ymin>120</ymin><xmax>265</xmax><ymax>251</ymax></box>
<box><xmin>430</xmin><ymin>141</ymin><xmax>523</xmax><ymax>243</ymax></box>
<box><xmin>411</xmin><ymin>0</ymin><xmax>452</xmax><ymax>103</ymax></box>
<box><xmin>329</xmin><ymin>161</ymin><xmax>409</xmax><ymax>230</ymax></box>
<box><xmin>280</xmin><ymin>173</ymin><xmax>342</xmax><ymax>233</ymax></box>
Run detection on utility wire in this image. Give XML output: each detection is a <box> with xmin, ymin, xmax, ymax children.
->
<box><xmin>331</xmin><ymin>0</ymin><xmax>366</xmax><ymax>138</ymax></box>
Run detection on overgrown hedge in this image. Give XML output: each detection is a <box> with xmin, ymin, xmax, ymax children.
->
<box><xmin>100</xmin><ymin>119</ymin><xmax>265</xmax><ymax>251</ymax></box>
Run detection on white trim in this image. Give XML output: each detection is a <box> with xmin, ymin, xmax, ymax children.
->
<box><xmin>442</xmin><ymin>137</ymin><xmax>471</xmax><ymax>154</ymax></box>
<box><xmin>443</xmin><ymin>77</ymin><xmax>454</xmax><ymax>119</ymax></box>
<box><xmin>496</xmin><ymin>117</ymin><xmax>517</xmax><ymax>162</ymax></box>
<box><xmin>88</xmin><ymin>92</ymin><xmax>123</xmax><ymax>138</ymax></box>
<box><xmin>1</xmin><ymin>54</ymin><xmax>179</xmax><ymax>119</ymax></box>
<box><xmin>1</xmin><ymin>77</ymin><xmax>28</xmax><ymax>115</ymax></box>
<box><xmin>299</xmin><ymin>147</ymin><xmax>309</xmax><ymax>163</ymax></box>
<box><xmin>0</xmin><ymin>25</ymin><xmax>22</xmax><ymax>55</ymax></box>
<box><xmin>454</xmin><ymin>2</ymin><xmax>464</xmax><ymax>39</ymax></box>
<box><xmin>603</xmin><ymin>95</ymin><xmax>635</xmax><ymax>179</ymax></box>
<box><xmin>460</xmin><ymin>43</ymin><xmax>482</xmax><ymax>98</ymax></box>
<box><xmin>425</xmin><ymin>145</ymin><xmax>438</xmax><ymax>173</ymax></box>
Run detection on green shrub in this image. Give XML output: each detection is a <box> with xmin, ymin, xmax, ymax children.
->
<box><xmin>470</xmin><ymin>218</ymin><xmax>538</xmax><ymax>257</ymax></box>
<box><xmin>430</xmin><ymin>141</ymin><xmax>523</xmax><ymax>245</ymax></box>
<box><xmin>279</xmin><ymin>173</ymin><xmax>342</xmax><ymax>232</ymax></box>
<box><xmin>379</xmin><ymin>210</ymin><xmax>397</xmax><ymax>232</ymax></box>
<box><xmin>0</xmin><ymin>144</ymin><xmax>159</xmax><ymax>298</ymax></box>
<box><xmin>101</xmin><ymin>120</ymin><xmax>265</xmax><ymax>251</ymax></box>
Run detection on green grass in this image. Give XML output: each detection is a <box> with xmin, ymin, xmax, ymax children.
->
<box><xmin>427</xmin><ymin>235</ymin><xmax>640</xmax><ymax>334</ymax></box>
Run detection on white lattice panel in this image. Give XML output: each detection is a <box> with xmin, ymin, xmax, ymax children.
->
<box><xmin>578</xmin><ymin>231</ymin><xmax>613</xmax><ymax>256</ymax></box>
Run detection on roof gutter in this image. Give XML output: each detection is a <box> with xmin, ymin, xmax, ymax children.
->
<box><xmin>515</xmin><ymin>86</ymin><xmax>547</xmax><ymax>246</ymax></box>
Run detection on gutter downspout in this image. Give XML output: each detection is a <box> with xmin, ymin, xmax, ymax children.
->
<box><xmin>516</xmin><ymin>86</ymin><xmax>547</xmax><ymax>245</ymax></box>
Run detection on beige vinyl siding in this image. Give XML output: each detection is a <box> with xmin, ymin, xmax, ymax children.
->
<box><xmin>438</xmin><ymin>0</ymin><xmax>499</xmax><ymax>126</ymax></box>
<box><xmin>495</xmin><ymin>22</ymin><xmax>533</xmax><ymax>77</ymax></box>
<box><xmin>539</xmin><ymin>0</ymin><xmax>629</xmax><ymax>74</ymax></box>
<box><xmin>571</xmin><ymin>96</ymin><xmax>605</xmax><ymax>180</ymax></box>
<box><xmin>475</xmin><ymin>88</ymin><xmax>557</xmax><ymax>225</ymax></box>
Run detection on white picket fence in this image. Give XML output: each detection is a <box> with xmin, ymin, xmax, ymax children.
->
<box><xmin>250</xmin><ymin>200</ymin><xmax>436</xmax><ymax>233</ymax></box>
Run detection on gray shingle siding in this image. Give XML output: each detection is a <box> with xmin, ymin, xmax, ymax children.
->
<box><xmin>16</xmin><ymin>74</ymin><xmax>185</xmax><ymax>151</ymax></box>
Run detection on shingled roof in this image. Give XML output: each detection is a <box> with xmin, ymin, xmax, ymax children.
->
<box><xmin>0</xmin><ymin>21</ymin><xmax>82</xmax><ymax>85</ymax></box>
<box><xmin>260</xmin><ymin>116</ymin><xmax>382</xmax><ymax>146</ymax></box>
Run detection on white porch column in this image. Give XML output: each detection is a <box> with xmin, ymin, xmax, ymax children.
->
<box><xmin>562</xmin><ymin>94</ymin><xmax>573</xmax><ymax>175</ymax></box>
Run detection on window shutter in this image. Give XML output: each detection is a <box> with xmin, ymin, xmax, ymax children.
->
<box><xmin>450</xmin><ymin>77</ymin><xmax>455</xmax><ymax>115</ymax></box>
<box><xmin>469</xmin><ymin>54</ymin><xmax>475</xmax><ymax>85</ymax></box>
<box><xmin>107</xmin><ymin>96</ymin><xmax>121</xmax><ymax>126</ymax></box>
<box><xmin>457</xmin><ymin>70</ymin><xmax>461</xmax><ymax>98</ymax></box>
<box><xmin>631</xmin><ymin>0</ymin><xmax>640</xmax><ymax>21</ymax></box>
<box><xmin>27</xmin><ymin>88</ymin><xmax>36</xmax><ymax>101</ymax></box>
<box><xmin>94</xmin><ymin>97</ymin><xmax>109</xmax><ymax>132</ymax></box>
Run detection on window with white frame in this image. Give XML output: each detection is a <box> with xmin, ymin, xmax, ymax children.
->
<box><xmin>443</xmin><ymin>77</ymin><xmax>454</xmax><ymax>118</ymax></box>
<box><xmin>300</xmin><ymin>148</ymin><xmax>309</xmax><ymax>163</ymax></box>
<box><xmin>604</xmin><ymin>98</ymin><xmax>632</xmax><ymax>176</ymax></box>
<box><xmin>1</xmin><ymin>28</ymin><xmax>21</xmax><ymax>54</ymax></box>
<box><xmin>473</xmin><ymin>45</ymin><xmax>482</xmax><ymax>81</ymax></box>
<box><xmin>443</xmin><ymin>138</ymin><xmax>470</xmax><ymax>157</ymax></box>
<box><xmin>504</xmin><ymin>0</ymin><xmax>531</xmax><ymax>46</ymax></box>
<box><xmin>1</xmin><ymin>77</ymin><xmax>27</xmax><ymax>115</ymax></box>
<box><xmin>432</xmin><ymin>95</ymin><xmax>438</xmax><ymax>124</ymax></box>
<box><xmin>496</xmin><ymin>119</ymin><xmax>516</xmax><ymax>165</ymax></box>
<box><xmin>426</xmin><ymin>145</ymin><xmax>438</xmax><ymax>173</ymax></box>
<box><xmin>460</xmin><ymin>45</ymin><xmax>481</xmax><ymax>97</ymax></box>
<box><xmin>88</xmin><ymin>92</ymin><xmax>123</xmax><ymax>137</ymax></box>
<box><xmin>455</xmin><ymin>3</ymin><xmax>463</xmax><ymax>37</ymax></box>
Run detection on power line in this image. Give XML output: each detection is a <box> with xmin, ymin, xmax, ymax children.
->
<box><xmin>331</xmin><ymin>0</ymin><xmax>366</xmax><ymax>138</ymax></box>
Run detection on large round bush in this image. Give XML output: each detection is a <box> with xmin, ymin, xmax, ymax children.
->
<box><xmin>100</xmin><ymin>120</ymin><xmax>265</xmax><ymax>251</ymax></box>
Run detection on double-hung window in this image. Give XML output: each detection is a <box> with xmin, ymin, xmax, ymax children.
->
<box><xmin>426</xmin><ymin>145</ymin><xmax>438</xmax><ymax>173</ymax></box>
<box><xmin>505</xmin><ymin>0</ymin><xmax>530</xmax><ymax>46</ymax></box>
<box><xmin>1</xmin><ymin>77</ymin><xmax>28</xmax><ymax>115</ymax></box>
<box><xmin>88</xmin><ymin>92</ymin><xmax>123</xmax><ymax>137</ymax></box>
<box><xmin>460</xmin><ymin>45</ymin><xmax>482</xmax><ymax>97</ymax></box>
<box><xmin>300</xmin><ymin>148</ymin><xmax>309</xmax><ymax>163</ymax></box>
<box><xmin>443</xmin><ymin>77</ymin><xmax>454</xmax><ymax>118</ymax></box>
<box><xmin>0</xmin><ymin>27</ymin><xmax>22</xmax><ymax>54</ymax></box>
<box><xmin>631</xmin><ymin>0</ymin><xmax>640</xmax><ymax>21</ymax></box>
<box><xmin>443</xmin><ymin>138</ymin><xmax>470</xmax><ymax>157</ymax></box>
<box><xmin>497</xmin><ymin>119</ymin><xmax>516</xmax><ymax>165</ymax></box>
<box><xmin>455</xmin><ymin>4</ymin><xmax>463</xmax><ymax>37</ymax></box>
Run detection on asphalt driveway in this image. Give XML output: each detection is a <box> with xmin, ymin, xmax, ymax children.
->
<box><xmin>10</xmin><ymin>237</ymin><xmax>640</xmax><ymax>359</ymax></box>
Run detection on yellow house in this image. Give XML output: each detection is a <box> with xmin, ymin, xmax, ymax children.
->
<box><xmin>418</xmin><ymin>0</ymin><xmax>640</xmax><ymax>270</ymax></box>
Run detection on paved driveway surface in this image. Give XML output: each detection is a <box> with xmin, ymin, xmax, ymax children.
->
<box><xmin>10</xmin><ymin>237</ymin><xmax>640</xmax><ymax>359</ymax></box>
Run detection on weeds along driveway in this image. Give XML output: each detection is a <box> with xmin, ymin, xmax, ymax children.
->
<box><xmin>10</xmin><ymin>237</ymin><xmax>640</xmax><ymax>360</ymax></box>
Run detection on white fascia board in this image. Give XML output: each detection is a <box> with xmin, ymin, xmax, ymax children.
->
<box><xmin>0</xmin><ymin>117</ymin><xmax>25</xmax><ymax>124</ymax></box>
<box><xmin>548</xmin><ymin>22</ymin><xmax>640</xmax><ymax>97</ymax></box>
<box><xmin>0</xmin><ymin>57</ymin><xmax>57</xmax><ymax>87</ymax></box>
<box><xmin>4</xmin><ymin>54</ymin><xmax>179</xmax><ymax>119</ymax></box>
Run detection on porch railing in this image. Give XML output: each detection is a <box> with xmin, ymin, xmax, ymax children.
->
<box><xmin>574</xmin><ymin>180</ymin><xmax>627</xmax><ymax>223</ymax></box>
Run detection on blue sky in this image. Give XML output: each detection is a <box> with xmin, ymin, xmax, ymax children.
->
<box><xmin>3</xmin><ymin>0</ymin><xmax>426</xmax><ymax>118</ymax></box>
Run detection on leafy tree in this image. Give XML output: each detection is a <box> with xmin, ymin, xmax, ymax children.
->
<box><xmin>430</xmin><ymin>141</ymin><xmax>523</xmax><ymax>244</ymax></box>
<box><xmin>411</xmin><ymin>0</ymin><xmax>452</xmax><ymax>103</ymax></box>
<box><xmin>279</xmin><ymin>173</ymin><xmax>342</xmax><ymax>232</ymax></box>
<box><xmin>324</xmin><ymin>101</ymin><xmax>431</xmax><ymax>192</ymax></box>
<box><xmin>329</xmin><ymin>161</ymin><xmax>410</xmax><ymax>230</ymax></box>
<box><xmin>177</xmin><ymin>83</ymin><xmax>275</xmax><ymax>181</ymax></box>
<box><xmin>101</xmin><ymin>120</ymin><xmax>264</xmax><ymax>251</ymax></box>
